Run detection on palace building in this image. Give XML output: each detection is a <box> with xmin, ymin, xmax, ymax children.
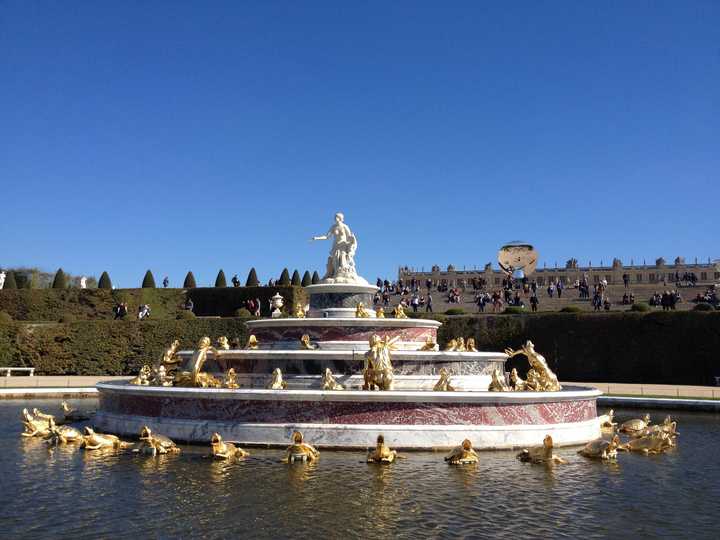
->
<box><xmin>399</xmin><ymin>257</ymin><xmax>720</xmax><ymax>289</ymax></box>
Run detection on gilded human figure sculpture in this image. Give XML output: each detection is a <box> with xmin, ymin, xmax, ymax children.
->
<box><xmin>433</xmin><ymin>368</ymin><xmax>455</xmax><ymax>391</ymax></box>
<box><xmin>367</xmin><ymin>435</ymin><xmax>398</xmax><ymax>463</ymax></box>
<box><xmin>294</xmin><ymin>304</ymin><xmax>306</xmax><ymax>318</ymax></box>
<box><xmin>445</xmin><ymin>439</ymin><xmax>479</xmax><ymax>465</ymax></box>
<box><xmin>321</xmin><ymin>368</ymin><xmax>344</xmax><ymax>390</ymax></box>
<box><xmin>419</xmin><ymin>336</ymin><xmax>439</xmax><ymax>351</ymax></box>
<box><xmin>466</xmin><ymin>338</ymin><xmax>478</xmax><ymax>352</ymax></box>
<box><xmin>224</xmin><ymin>368</ymin><xmax>239</xmax><ymax>389</ymax></box>
<box><xmin>355</xmin><ymin>302</ymin><xmax>371</xmax><ymax>318</ymax></box>
<box><xmin>217</xmin><ymin>336</ymin><xmax>230</xmax><ymax>350</ymax></box>
<box><xmin>246</xmin><ymin>335</ymin><xmax>259</xmax><ymax>350</ymax></box>
<box><xmin>393</xmin><ymin>304</ymin><xmax>408</xmax><ymax>319</ymax></box>
<box><xmin>174</xmin><ymin>337</ymin><xmax>221</xmax><ymax>388</ymax></box>
<box><xmin>267</xmin><ymin>368</ymin><xmax>288</xmax><ymax>389</ymax></box>
<box><xmin>504</xmin><ymin>341</ymin><xmax>562</xmax><ymax>392</ymax></box>
<box><xmin>300</xmin><ymin>334</ymin><xmax>317</xmax><ymax>350</ymax></box>
<box><xmin>283</xmin><ymin>431</ymin><xmax>319</xmax><ymax>463</ymax></box>
<box><xmin>488</xmin><ymin>368</ymin><xmax>510</xmax><ymax>392</ymax></box>
<box><xmin>161</xmin><ymin>340</ymin><xmax>182</xmax><ymax>369</ymax></box>
<box><xmin>375</xmin><ymin>307</ymin><xmax>385</xmax><ymax>318</ymax></box>
<box><xmin>363</xmin><ymin>334</ymin><xmax>398</xmax><ymax>391</ymax></box>
<box><xmin>516</xmin><ymin>435</ymin><xmax>567</xmax><ymax>465</ymax></box>
<box><xmin>311</xmin><ymin>212</ymin><xmax>367</xmax><ymax>285</ymax></box>
<box><xmin>210</xmin><ymin>433</ymin><xmax>249</xmax><ymax>459</ymax></box>
<box><xmin>130</xmin><ymin>365</ymin><xmax>151</xmax><ymax>386</ymax></box>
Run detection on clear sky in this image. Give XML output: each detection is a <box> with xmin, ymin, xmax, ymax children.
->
<box><xmin>1</xmin><ymin>1</ymin><xmax>718</xmax><ymax>287</ymax></box>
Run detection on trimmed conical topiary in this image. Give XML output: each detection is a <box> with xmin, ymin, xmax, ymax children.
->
<box><xmin>311</xmin><ymin>271</ymin><xmax>320</xmax><ymax>284</ymax></box>
<box><xmin>291</xmin><ymin>270</ymin><xmax>301</xmax><ymax>286</ymax></box>
<box><xmin>142</xmin><ymin>270</ymin><xmax>156</xmax><ymax>288</ymax></box>
<box><xmin>98</xmin><ymin>271</ymin><xmax>112</xmax><ymax>289</ymax></box>
<box><xmin>52</xmin><ymin>268</ymin><xmax>68</xmax><ymax>289</ymax></box>
<box><xmin>215</xmin><ymin>269</ymin><xmax>227</xmax><ymax>288</ymax></box>
<box><xmin>278</xmin><ymin>268</ymin><xmax>291</xmax><ymax>286</ymax></box>
<box><xmin>301</xmin><ymin>271</ymin><xmax>312</xmax><ymax>287</ymax></box>
<box><xmin>3</xmin><ymin>271</ymin><xmax>17</xmax><ymax>289</ymax></box>
<box><xmin>246</xmin><ymin>268</ymin><xmax>259</xmax><ymax>287</ymax></box>
<box><xmin>183</xmin><ymin>271</ymin><xmax>197</xmax><ymax>288</ymax></box>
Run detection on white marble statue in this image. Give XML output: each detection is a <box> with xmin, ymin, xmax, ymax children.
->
<box><xmin>311</xmin><ymin>213</ymin><xmax>368</xmax><ymax>285</ymax></box>
<box><xmin>0</xmin><ymin>271</ymin><xmax>5</xmax><ymax>290</ymax></box>
<box><xmin>80</xmin><ymin>276</ymin><xmax>87</xmax><ymax>289</ymax></box>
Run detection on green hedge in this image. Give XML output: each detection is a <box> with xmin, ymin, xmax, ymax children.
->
<box><xmin>185</xmin><ymin>286</ymin><xmax>305</xmax><ymax>317</ymax></box>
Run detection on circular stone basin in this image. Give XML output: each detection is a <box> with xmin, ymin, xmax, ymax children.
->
<box><xmin>95</xmin><ymin>382</ymin><xmax>602</xmax><ymax>450</ymax></box>
<box><xmin>245</xmin><ymin>317</ymin><xmax>442</xmax><ymax>348</ymax></box>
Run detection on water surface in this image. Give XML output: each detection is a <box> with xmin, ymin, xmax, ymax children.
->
<box><xmin>3</xmin><ymin>399</ymin><xmax>719</xmax><ymax>539</ymax></box>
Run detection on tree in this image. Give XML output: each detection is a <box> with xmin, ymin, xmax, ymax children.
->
<box><xmin>291</xmin><ymin>269</ymin><xmax>301</xmax><ymax>286</ymax></box>
<box><xmin>278</xmin><ymin>268</ymin><xmax>291</xmax><ymax>286</ymax></box>
<box><xmin>52</xmin><ymin>268</ymin><xmax>68</xmax><ymax>289</ymax></box>
<box><xmin>3</xmin><ymin>271</ymin><xmax>17</xmax><ymax>289</ymax></box>
<box><xmin>301</xmin><ymin>271</ymin><xmax>312</xmax><ymax>287</ymax></box>
<box><xmin>215</xmin><ymin>269</ymin><xmax>227</xmax><ymax>288</ymax></box>
<box><xmin>246</xmin><ymin>267</ymin><xmax>259</xmax><ymax>287</ymax></box>
<box><xmin>142</xmin><ymin>270</ymin><xmax>156</xmax><ymax>288</ymax></box>
<box><xmin>98</xmin><ymin>271</ymin><xmax>112</xmax><ymax>289</ymax></box>
<box><xmin>311</xmin><ymin>271</ymin><xmax>320</xmax><ymax>284</ymax></box>
<box><xmin>183</xmin><ymin>271</ymin><xmax>197</xmax><ymax>288</ymax></box>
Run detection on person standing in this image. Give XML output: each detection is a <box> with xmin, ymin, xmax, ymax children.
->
<box><xmin>530</xmin><ymin>293</ymin><xmax>539</xmax><ymax>312</ymax></box>
<box><xmin>162</xmin><ymin>276</ymin><xmax>169</xmax><ymax>288</ymax></box>
<box><xmin>232</xmin><ymin>275</ymin><xmax>240</xmax><ymax>287</ymax></box>
<box><xmin>426</xmin><ymin>294</ymin><xmax>433</xmax><ymax>312</ymax></box>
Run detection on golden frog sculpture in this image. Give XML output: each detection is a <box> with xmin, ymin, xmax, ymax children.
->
<box><xmin>32</xmin><ymin>408</ymin><xmax>56</xmax><ymax>424</ymax></box>
<box><xmin>433</xmin><ymin>368</ymin><xmax>456</xmax><ymax>391</ymax></box>
<box><xmin>267</xmin><ymin>368</ymin><xmax>288</xmax><ymax>390</ymax></box>
<box><xmin>618</xmin><ymin>431</ymin><xmax>673</xmax><ymax>454</ymax></box>
<box><xmin>224</xmin><ymin>368</ymin><xmax>239</xmax><ymax>389</ymax></box>
<box><xmin>375</xmin><ymin>307</ymin><xmax>385</xmax><ymax>318</ymax></box>
<box><xmin>283</xmin><ymin>431</ymin><xmax>319</xmax><ymax>463</ymax></box>
<box><xmin>174</xmin><ymin>337</ymin><xmax>222</xmax><ymax>388</ymax></box>
<box><xmin>363</xmin><ymin>334</ymin><xmax>398</xmax><ymax>391</ymax></box>
<box><xmin>321</xmin><ymin>368</ymin><xmax>344</xmax><ymax>390</ymax></box>
<box><xmin>81</xmin><ymin>427</ymin><xmax>125</xmax><ymax>451</ymax></box>
<box><xmin>300</xmin><ymin>334</ymin><xmax>317</xmax><ymax>350</ymax></box>
<box><xmin>516</xmin><ymin>435</ymin><xmax>567</xmax><ymax>465</ymax></box>
<box><xmin>578</xmin><ymin>435</ymin><xmax>620</xmax><ymax>460</ymax></box>
<box><xmin>455</xmin><ymin>337</ymin><xmax>466</xmax><ymax>352</ymax></box>
<box><xmin>509</xmin><ymin>368</ymin><xmax>526</xmax><ymax>391</ymax></box>
<box><xmin>419</xmin><ymin>336</ymin><xmax>438</xmax><ymax>352</ymax></box>
<box><xmin>598</xmin><ymin>409</ymin><xmax>617</xmax><ymax>431</ymax></box>
<box><xmin>217</xmin><ymin>336</ymin><xmax>230</xmax><ymax>350</ymax></box>
<box><xmin>210</xmin><ymin>433</ymin><xmax>249</xmax><ymax>459</ymax></box>
<box><xmin>504</xmin><ymin>341</ymin><xmax>561</xmax><ymax>392</ymax></box>
<box><xmin>130</xmin><ymin>365</ymin><xmax>151</xmax><ymax>386</ymax></box>
<box><xmin>367</xmin><ymin>435</ymin><xmax>398</xmax><ymax>463</ymax></box>
<box><xmin>445</xmin><ymin>439</ymin><xmax>479</xmax><ymax>465</ymax></box>
<box><xmin>444</xmin><ymin>339</ymin><xmax>458</xmax><ymax>352</ymax></box>
<box><xmin>355</xmin><ymin>302</ymin><xmax>371</xmax><ymax>318</ymax></box>
<box><xmin>137</xmin><ymin>426</ymin><xmax>180</xmax><ymax>455</ymax></box>
<box><xmin>465</xmin><ymin>338</ymin><xmax>478</xmax><ymax>352</ymax></box>
<box><xmin>487</xmin><ymin>368</ymin><xmax>510</xmax><ymax>392</ymax></box>
<box><xmin>246</xmin><ymin>335</ymin><xmax>259</xmax><ymax>350</ymax></box>
<box><xmin>60</xmin><ymin>401</ymin><xmax>91</xmax><ymax>422</ymax></box>
<box><xmin>161</xmin><ymin>339</ymin><xmax>181</xmax><ymax>368</ymax></box>
<box><xmin>393</xmin><ymin>304</ymin><xmax>408</xmax><ymax>319</ymax></box>
<box><xmin>294</xmin><ymin>305</ymin><xmax>306</xmax><ymax>318</ymax></box>
<box><xmin>21</xmin><ymin>408</ymin><xmax>51</xmax><ymax>438</ymax></box>
<box><xmin>45</xmin><ymin>418</ymin><xmax>83</xmax><ymax>446</ymax></box>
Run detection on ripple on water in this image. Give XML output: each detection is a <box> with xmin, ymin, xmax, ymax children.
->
<box><xmin>3</xmin><ymin>399</ymin><xmax>720</xmax><ymax>539</ymax></box>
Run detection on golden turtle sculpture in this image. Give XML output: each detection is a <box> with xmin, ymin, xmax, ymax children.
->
<box><xmin>577</xmin><ymin>435</ymin><xmax>621</xmax><ymax>461</ymax></box>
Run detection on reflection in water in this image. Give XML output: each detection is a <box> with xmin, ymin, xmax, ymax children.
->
<box><xmin>3</xmin><ymin>399</ymin><xmax>720</xmax><ymax>539</ymax></box>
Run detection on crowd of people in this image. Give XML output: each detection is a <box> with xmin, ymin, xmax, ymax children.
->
<box><xmin>693</xmin><ymin>286</ymin><xmax>718</xmax><ymax>306</ymax></box>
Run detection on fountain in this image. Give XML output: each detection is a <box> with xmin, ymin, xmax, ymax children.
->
<box><xmin>95</xmin><ymin>213</ymin><xmax>602</xmax><ymax>449</ymax></box>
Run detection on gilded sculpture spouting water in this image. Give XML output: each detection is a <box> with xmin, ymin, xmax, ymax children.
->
<box><xmin>504</xmin><ymin>341</ymin><xmax>562</xmax><ymax>392</ymax></box>
<box><xmin>363</xmin><ymin>334</ymin><xmax>398</xmax><ymax>391</ymax></box>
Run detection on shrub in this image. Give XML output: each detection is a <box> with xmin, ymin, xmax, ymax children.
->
<box><xmin>560</xmin><ymin>306</ymin><xmax>582</xmax><ymax>313</ymax></box>
<box><xmin>3</xmin><ymin>271</ymin><xmax>17</xmax><ymax>289</ymax></box>
<box><xmin>311</xmin><ymin>271</ymin><xmax>320</xmax><ymax>284</ymax></box>
<box><xmin>693</xmin><ymin>302</ymin><xmax>714</xmax><ymax>312</ymax></box>
<box><xmin>630</xmin><ymin>303</ymin><xmax>650</xmax><ymax>312</ymax></box>
<box><xmin>246</xmin><ymin>268</ymin><xmax>260</xmax><ymax>287</ymax></box>
<box><xmin>301</xmin><ymin>271</ymin><xmax>312</xmax><ymax>287</ymax></box>
<box><xmin>445</xmin><ymin>307</ymin><xmax>466</xmax><ymax>315</ymax></box>
<box><xmin>183</xmin><ymin>271</ymin><xmax>197</xmax><ymax>288</ymax></box>
<box><xmin>0</xmin><ymin>311</ymin><xmax>12</xmax><ymax>324</ymax></box>
<box><xmin>176</xmin><ymin>310</ymin><xmax>196</xmax><ymax>320</ymax></box>
<box><xmin>234</xmin><ymin>308</ymin><xmax>252</xmax><ymax>318</ymax></box>
<box><xmin>142</xmin><ymin>270</ymin><xmax>156</xmax><ymax>288</ymax></box>
<box><xmin>278</xmin><ymin>268</ymin><xmax>291</xmax><ymax>286</ymax></box>
<box><xmin>52</xmin><ymin>268</ymin><xmax>68</xmax><ymax>289</ymax></box>
<box><xmin>98</xmin><ymin>271</ymin><xmax>112</xmax><ymax>289</ymax></box>
<box><xmin>291</xmin><ymin>270</ymin><xmax>302</xmax><ymax>286</ymax></box>
<box><xmin>215</xmin><ymin>270</ymin><xmax>227</xmax><ymax>288</ymax></box>
<box><xmin>503</xmin><ymin>306</ymin><xmax>525</xmax><ymax>315</ymax></box>
<box><xmin>59</xmin><ymin>314</ymin><xmax>76</xmax><ymax>323</ymax></box>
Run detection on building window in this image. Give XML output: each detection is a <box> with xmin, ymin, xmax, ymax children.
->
<box><xmin>715</xmin><ymin>272</ymin><xmax>720</xmax><ymax>279</ymax></box>
<box><xmin>649</xmin><ymin>273</ymin><xmax>656</xmax><ymax>282</ymax></box>
<box><xmin>668</xmin><ymin>273</ymin><xmax>675</xmax><ymax>281</ymax></box>
<box><xmin>605</xmin><ymin>275</ymin><xmax>612</xmax><ymax>284</ymax></box>
<box><xmin>636</xmin><ymin>274</ymin><xmax>643</xmax><ymax>282</ymax></box>
<box><xmin>701</xmin><ymin>272</ymin><xmax>707</xmax><ymax>281</ymax></box>
<box><xmin>494</xmin><ymin>278</ymin><xmax>500</xmax><ymax>285</ymax></box>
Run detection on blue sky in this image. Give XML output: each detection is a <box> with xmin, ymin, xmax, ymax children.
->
<box><xmin>1</xmin><ymin>1</ymin><xmax>718</xmax><ymax>287</ymax></box>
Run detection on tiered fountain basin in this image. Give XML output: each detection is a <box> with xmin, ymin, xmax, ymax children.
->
<box><xmin>95</xmin><ymin>381</ymin><xmax>601</xmax><ymax>450</ymax></box>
